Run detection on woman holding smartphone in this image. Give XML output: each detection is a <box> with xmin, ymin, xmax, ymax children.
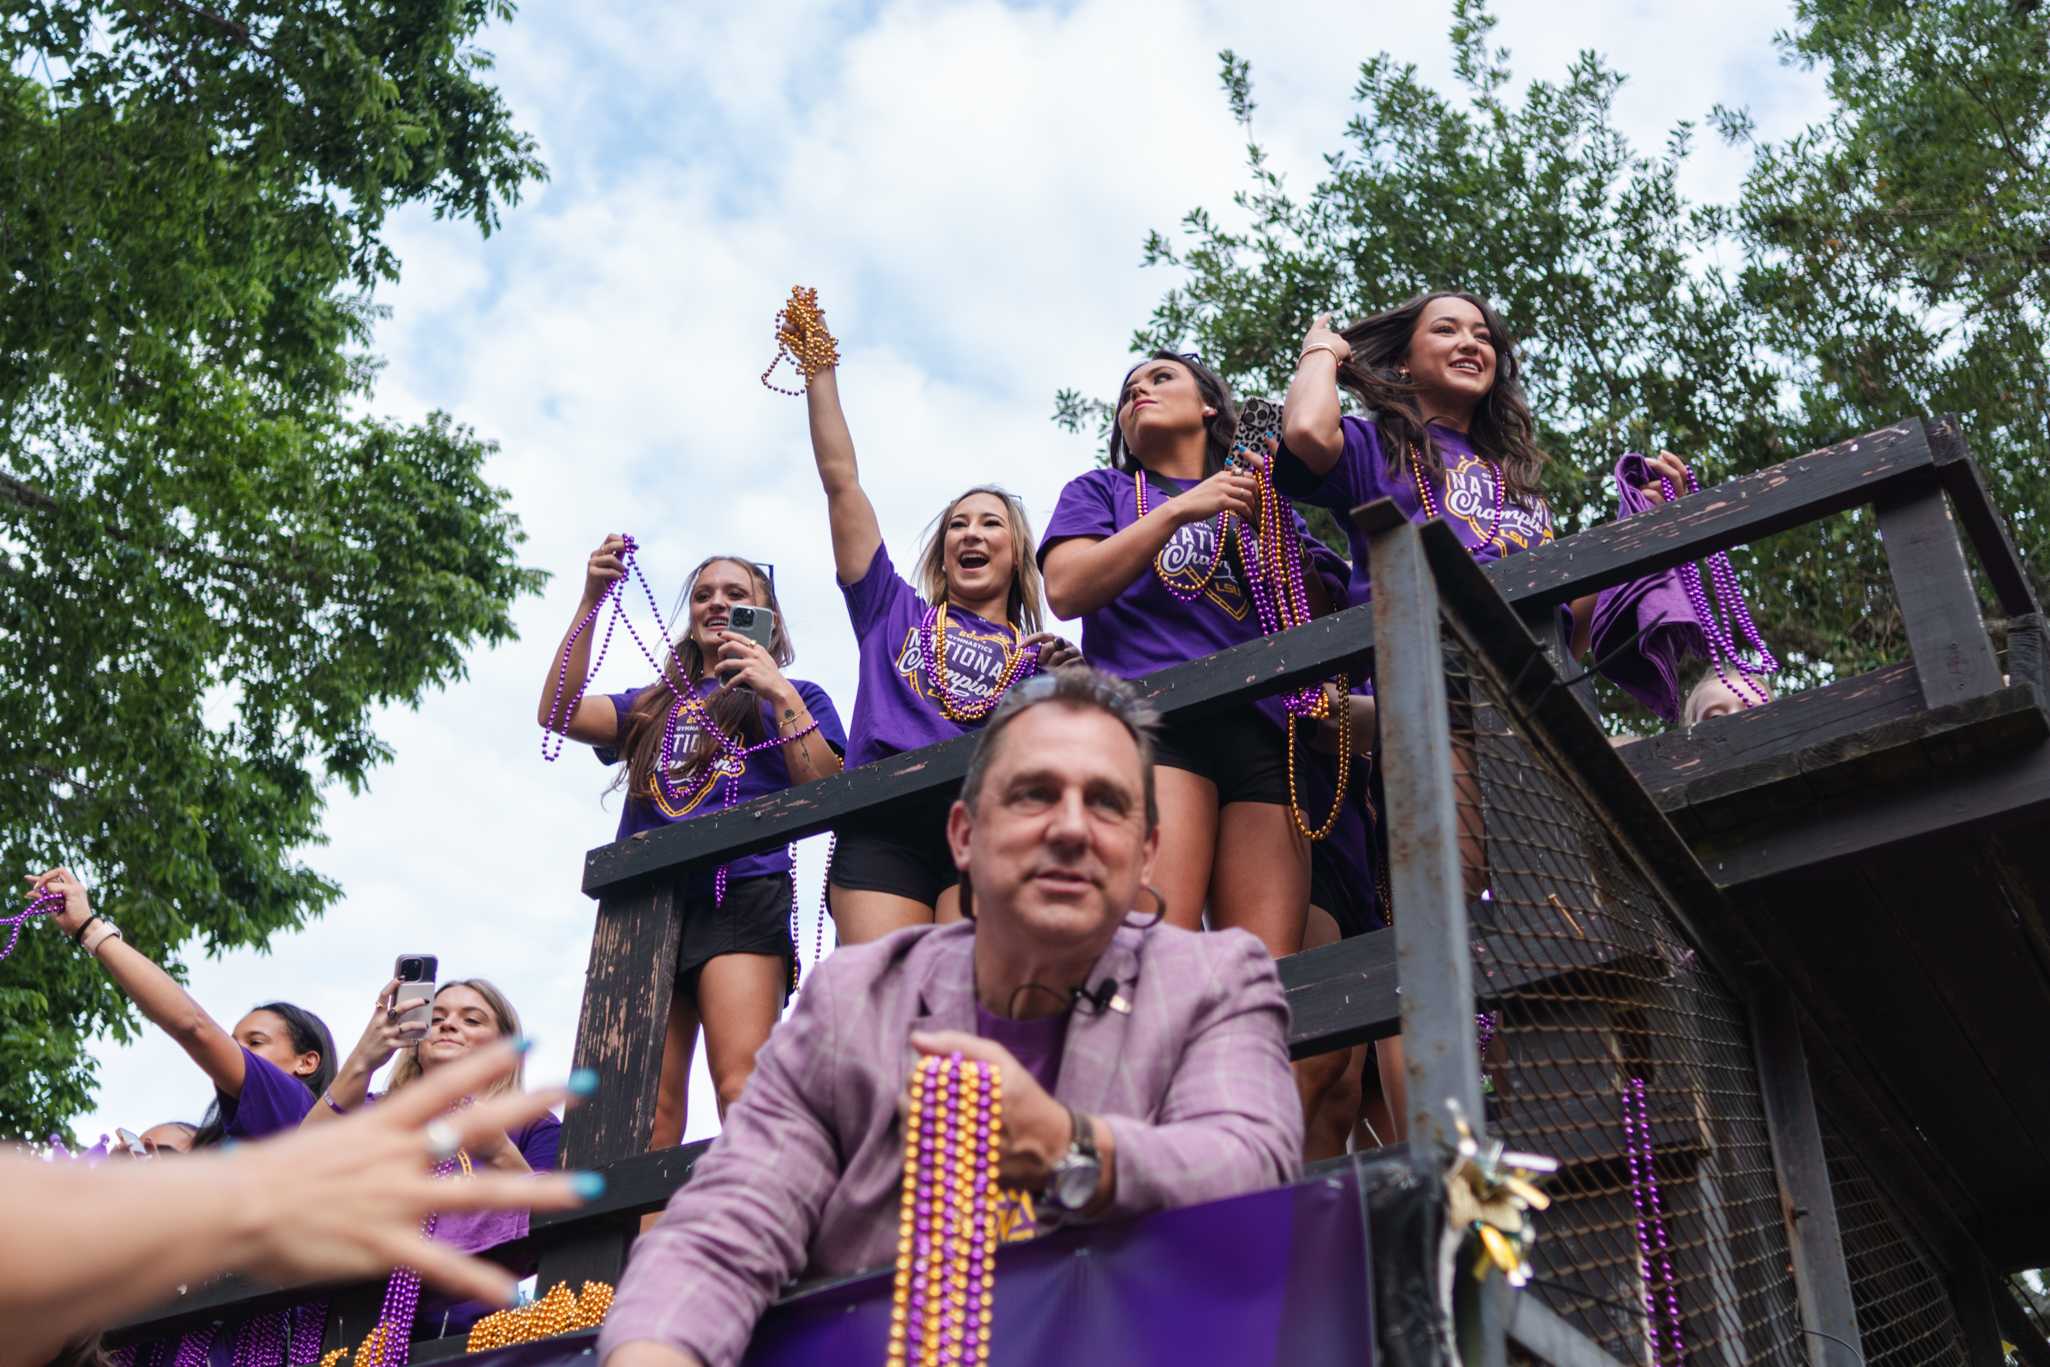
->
<box><xmin>801</xmin><ymin>346</ymin><xmax>1076</xmax><ymax>943</ymax></box>
<box><xmin>539</xmin><ymin>549</ymin><xmax>845</xmax><ymax>1144</ymax></box>
<box><xmin>26</xmin><ymin>868</ymin><xmax>336</xmax><ymax>1145</ymax></box>
<box><xmin>307</xmin><ymin>975</ymin><xmax>565</xmax><ymax>1345</ymax></box>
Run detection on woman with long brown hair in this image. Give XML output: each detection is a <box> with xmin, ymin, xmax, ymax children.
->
<box><xmin>538</xmin><ymin>550</ymin><xmax>845</xmax><ymax>1144</ymax></box>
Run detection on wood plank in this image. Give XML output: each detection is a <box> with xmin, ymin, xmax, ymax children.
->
<box><xmin>1750</xmin><ymin>989</ymin><xmax>1862</xmax><ymax>1367</ymax></box>
<box><xmin>1930</xmin><ymin>414</ymin><xmax>2042</xmax><ymax>619</ymax></box>
<box><xmin>581</xmin><ymin>601</ymin><xmax>1376</xmax><ymax>897</ymax></box>
<box><xmin>1275</xmin><ymin>926</ymin><xmax>1399</xmax><ymax>1055</ymax></box>
<box><xmin>560</xmin><ymin>879</ymin><xmax>682</xmax><ymax>1168</ymax></box>
<box><xmin>1877</xmin><ymin>485</ymin><xmax>2002</xmax><ymax>706</ymax></box>
<box><xmin>1484</xmin><ymin>419</ymin><xmax>1937</xmax><ymax>612</ymax></box>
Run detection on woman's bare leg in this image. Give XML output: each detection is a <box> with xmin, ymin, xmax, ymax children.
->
<box><xmin>648</xmin><ymin>995</ymin><xmax>700</xmax><ymax>1149</ymax></box>
<box><xmin>827</xmin><ymin>885</ymin><xmax>935</xmax><ymax>945</ymax></box>
<box><xmin>1150</xmin><ymin>767</ymin><xmax>1222</xmax><ymax>931</ymax></box>
<box><xmin>1209</xmin><ymin>801</ymin><xmax>1310</xmax><ymax>957</ymax></box>
<box><xmin>1300</xmin><ymin>905</ymin><xmax>1363</xmax><ymax>1162</ymax></box>
<box><xmin>696</xmin><ymin>952</ymin><xmax>789</xmax><ymax>1117</ymax></box>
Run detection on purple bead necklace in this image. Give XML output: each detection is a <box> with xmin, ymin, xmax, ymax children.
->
<box><xmin>1624</xmin><ymin>1076</ymin><xmax>1685</xmax><ymax>1364</ymax></box>
<box><xmin>887</xmin><ymin>1053</ymin><xmax>1001</xmax><ymax>1367</ymax></box>
<box><xmin>1</xmin><ymin>889</ymin><xmax>62</xmax><ymax>962</ymax></box>
<box><xmin>1132</xmin><ymin>470</ymin><xmax>1231</xmax><ymax>603</ymax></box>
<box><xmin>539</xmin><ymin>534</ymin><xmax>681</xmax><ymax>762</ymax></box>
<box><xmin>916</xmin><ymin>602</ymin><xmax>1040</xmax><ymax>723</ymax></box>
<box><xmin>169</xmin><ymin>1327</ymin><xmax>218</xmax><ymax>1367</ymax></box>
<box><xmin>365</xmin><ymin>1153</ymin><xmax>467</xmax><ymax>1364</ymax></box>
<box><xmin>1658</xmin><ymin>470</ymin><xmax>1779</xmax><ymax>707</ymax></box>
<box><xmin>1410</xmin><ymin>443</ymin><xmax>1506</xmax><ymax>552</ymax></box>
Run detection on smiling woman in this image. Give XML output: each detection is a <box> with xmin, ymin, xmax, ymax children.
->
<box><xmin>306</xmin><ymin>976</ymin><xmax>565</xmax><ymax>1345</ymax></box>
<box><xmin>794</xmin><ymin>295</ymin><xmax>1080</xmax><ymax>945</ymax></box>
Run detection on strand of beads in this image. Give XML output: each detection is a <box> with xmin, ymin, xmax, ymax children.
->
<box><xmin>170</xmin><ymin>1328</ymin><xmax>219</xmax><ymax>1367</ymax></box>
<box><xmin>1409</xmin><ymin>443</ymin><xmax>1506</xmax><ymax>552</ymax></box>
<box><xmin>1623</xmin><ymin>1076</ymin><xmax>1685</xmax><ymax>1364</ymax></box>
<box><xmin>919</xmin><ymin>603</ymin><xmax>1041</xmax><ymax>723</ymax></box>
<box><xmin>1239</xmin><ymin>453</ymin><xmax>1353</xmax><ymax>841</ymax></box>
<box><xmin>0</xmin><ymin>888</ymin><xmax>62</xmax><ymax>962</ymax></box>
<box><xmin>886</xmin><ymin>1053</ymin><xmax>1001</xmax><ymax>1367</ymax></box>
<box><xmin>289</xmin><ymin>1301</ymin><xmax>328</xmax><ymax>1365</ymax></box>
<box><xmin>761</xmin><ymin>286</ymin><xmax>841</xmax><ymax>396</ymax></box>
<box><xmin>1132</xmin><ymin>471</ymin><xmax>1231</xmax><ymax>603</ymax></box>
<box><xmin>656</xmin><ymin>691</ymin><xmax>819</xmax><ymax>909</ymax></box>
<box><xmin>230</xmin><ymin>1309</ymin><xmax>288</xmax><ymax>1367</ymax></box>
<box><xmin>1475</xmin><ymin>1011</ymin><xmax>1498</xmax><ymax>1095</ymax></box>
<box><xmin>539</xmin><ymin>533</ymin><xmax>666</xmax><ymax>761</ymax></box>
<box><xmin>363</xmin><ymin>1151</ymin><xmax>468</xmax><ymax>1365</ymax></box>
<box><xmin>1657</xmin><ymin>469</ymin><xmax>1779</xmax><ymax>708</ymax></box>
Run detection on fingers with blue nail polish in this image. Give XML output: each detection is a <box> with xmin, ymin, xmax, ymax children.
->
<box><xmin>571</xmin><ymin>1171</ymin><xmax>606</xmax><ymax>1200</ymax></box>
<box><xmin>568</xmin><ymin>1068</ymin><xmax>598</xmax><ymax>1097</ymax></box>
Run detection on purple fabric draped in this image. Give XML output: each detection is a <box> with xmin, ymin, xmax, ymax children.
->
<box><xmin>1591</xmin><ymin>454</ymin><xmax>1708</xmax><ymax>723</ymax></box>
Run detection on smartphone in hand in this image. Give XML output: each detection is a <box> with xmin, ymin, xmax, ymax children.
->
<box><xmin>392</xmin><ymin>954</ymin><xmax>439</xmax><ymax>1041</ymax></box>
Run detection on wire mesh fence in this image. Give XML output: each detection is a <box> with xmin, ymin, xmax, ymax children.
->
<box><xmin>1815</xmin><ymin>1106</ymin><xmax>1970</xmax><ymax>1366</ymax></box>
<box><xmin>1430</xmin><ymin>627</ymin><xmax>1809</xmax><ymax>1366</ymax></box>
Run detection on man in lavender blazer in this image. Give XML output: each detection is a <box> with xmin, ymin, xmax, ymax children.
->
<box><xmin>601</xmin><ymin>668</ymin><xmax>1303</xmax><ymax>1367</ymax></box>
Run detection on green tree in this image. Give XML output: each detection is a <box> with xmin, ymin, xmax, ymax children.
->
<box><xmin>1059</xmin><ymin>0</ymin><xmax>2049</xmax><ymax>695</ymax></box>
<box><xmin>0</xmin><ymin>1</ymin><xmax>547</xmax><ymax>1138</ymax></box>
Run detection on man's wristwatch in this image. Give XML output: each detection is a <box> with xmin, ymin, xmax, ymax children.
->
<box><xmin>1041</xmin><ymin>1106</ymin><xmax>1101</xmax><ymax>1214</ymax></box>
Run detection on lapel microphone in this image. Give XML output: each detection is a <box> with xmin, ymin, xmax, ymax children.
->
<box><xmin>1074</xmin><ymin>978</ymin><xmax>1130</xmax><ymax>1015</ymax></box>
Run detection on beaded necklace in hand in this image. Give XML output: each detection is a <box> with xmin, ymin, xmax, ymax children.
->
<box><xmin>1238</xmin><ymin>454</ymin><xmax>1353</xmax><ymax>842</ymax></box>
<box><xmin>761</xmin><ymin>285</ymin><xmax>841</xmax><ymax>396</ymax></box>
<box><xmin>537</xmin><ymin>532</ymin><xmax>828</xmax><ymax>981</ymax></box>
<box><xmin>0</xmin><ymin>889</ymin><xmax>62</xmax><ymax>962</ymax></box>
<box><xmin>886</xmin><ymin>1053</ymin><xmax>1002</xmax><ymax>1367</ymax></box>
<box><xmin>918</xmin><ymin>602</ymin><xmax>1041</xmax><ymax>723</ymax></box>
<box><xmin>1408</xmin><ymin>440</ymin><xmax>1506</xmax><ymax>553</ymax></box>
<box><xmin>1131</xmin><ymin>469</ymin><xmax>1233</xmax><ymax>603</ymax></box>
<box><xmin>1656</xmin><ymin>469</ymin><xmax>1779</xmax><ymax>709</ymax></box>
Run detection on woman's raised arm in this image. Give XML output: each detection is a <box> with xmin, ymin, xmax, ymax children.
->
<box><xmin>804</xmin><ymin>367</ymin><xmax>885</xmax><ymax>584</ymax></box>
<box><xmin>536</xmin><ymin>535</ymin><xmax>632</xmax><ymax>744</ymax></box>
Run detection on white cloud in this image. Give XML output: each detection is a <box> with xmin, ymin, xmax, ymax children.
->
<box><xmin>74</xmin><ymin>0</ymin><xmax>1826</xmax><ymax>1146</ymax></box>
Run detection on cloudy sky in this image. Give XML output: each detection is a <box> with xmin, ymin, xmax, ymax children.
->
<box><xmin>76</xmin><ymin>0</ymin><xmax>1827</xmax><ymax>1145</ymax></box>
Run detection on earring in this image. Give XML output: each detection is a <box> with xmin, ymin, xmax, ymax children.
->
<box><xmin>1122</xmin><ymin>884</ymin><xmax>1168</xmax><ymax>930</ymax></box>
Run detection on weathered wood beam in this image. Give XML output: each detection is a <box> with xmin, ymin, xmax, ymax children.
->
<box><xmin>1928</xmin><ymin>414</ymin><xmax>2042</xmax><ymax>619</ymax></box>
<box><xmin>1877</xmin><ymin>483</ymin><xmax>2003</xmax><ymax>706</ymax></box>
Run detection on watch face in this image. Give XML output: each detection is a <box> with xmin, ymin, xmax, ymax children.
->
<box><xmin>1054</xmin><ymin>1158</ymin><xmax>1100</xmax><ymax>1210</ymax></box>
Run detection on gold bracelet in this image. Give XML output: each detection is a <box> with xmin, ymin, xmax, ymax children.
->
<box><xmin>1297</xmin><ymin>342</ymin><xmax>1344</xmax><ymax>368</ymax></box>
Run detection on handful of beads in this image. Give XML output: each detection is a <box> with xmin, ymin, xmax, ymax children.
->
<box><xmin>0</xmin><ymin>888</ymin><xmax>63</xmax><ymax>963</ymax></box>
<box><xmin>886</xmin><ymin>1053</ymin><xmax>1003</xmax><ymax>1367</ymax></box>
<box><xmin>463</xmin><ymin>1280</ymin><xmax>615</xmax><ymax>1352</ymax></box>
<box><xmin>761</xmin><ymin>285</ymin><xmax>841</xmax><ymax>395</ymax></box>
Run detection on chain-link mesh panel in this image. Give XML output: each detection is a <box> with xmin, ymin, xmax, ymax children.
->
<box><xmin>1427</xmin><ymin>631</ymin><xmax>1807</xmax><ymax>1366</ymax></box>
<box><xmin>1815</xmin><ymin>1107</ymin><xmax>1969</xmax><ymax>1365</ymax></box>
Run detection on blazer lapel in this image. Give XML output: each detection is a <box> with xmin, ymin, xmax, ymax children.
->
<box><xmin>905</xmin><ymin>921</ymin><xmax>979</xmax><ymax>1075</ymax></box>
<box><xmin>1051</xmin><ymin>927</ymin><xmax>1143</xmax><ymax>1117</ymax></box>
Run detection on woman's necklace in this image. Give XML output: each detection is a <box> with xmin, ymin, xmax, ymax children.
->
<box><xmin>918</xmin><ymin>602</ymin><xmax>1040</xmax><ymax>723</ymax></box>
<box><xmin>1408</xmin><ymin>441</ymin><xmax>1505</xmax><ymax>552</ymax></box>
<box><xmin>1133</xmin><ymin>469</ymin><xmax>1230</xmax><ymax>602</ymax></box>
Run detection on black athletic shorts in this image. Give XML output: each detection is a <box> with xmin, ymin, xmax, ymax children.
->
<box><xmin>677</xmin><ymin>871</ymin><xmax>794</xmax><ymax>1001</ymax></box>
<box><xmin>1151</xmin><ymin>707</ymin><xmax>1291</xmax><ymax>806</ymax></box>
<box><xmin>828</xmin><ymin>787</ymin><xmax>961</xmax><ymax>909</ymax></box>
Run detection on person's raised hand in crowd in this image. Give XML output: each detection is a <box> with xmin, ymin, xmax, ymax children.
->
<box><xmin>0</xmin><ymin>1039</ymin><xmax>596</xmax><ymax>1366</ymax></box>
<box><xmin>583</xmin><ymin>534</ymin><xmax>630</xmax><ymax>606</ymax></box>
<box><xmin>1636</xmin><ymin>450</ymin><xmax>1691</xmax><ymax>505</ymax></box>
<box><xmin>307</xmin><ymin>976</ymin><xmax>412</xmax><ymax>1121</ymax></box>
<box><xmin>1019</xmin><ymin>633</ymin><xmax>1082</xmax><ymax>671</ymax></box>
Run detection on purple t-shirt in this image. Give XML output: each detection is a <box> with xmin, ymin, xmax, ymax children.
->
<box><xmin>220</xmin><ymin>1045</ymin><xmax>317</xmax><ymax>1140</ymax></box>
<box><xmin>1275</xmin><ymin>416</ymin><xmax>1555</xmax><ymax>606</ymax></box>
<box><xmin>601</xmin><ymin>677</ymin><xmax>845</xmax><ymax>880</ymax></box>
<box><xmin>414</xmin><ymin>1110</ymin><xmax>564</xmax><ymax>1339</ymax></box>
<box><xmin>974</xmin><ymin>1003</ymin><xmax>1070</xmax><ymax>1096</ymax></box>
<box><xmin>841</xmin><ymin>542</ymin><xmax>1032</xmax><ymax>768</ymax></box>
<box><xmin>1039</xmin><ymin>467</ymin><xmax>1347</xmax><ymax>728</ymax></box>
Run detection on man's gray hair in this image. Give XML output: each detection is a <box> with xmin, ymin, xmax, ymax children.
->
<box><xmin>959</xmin><ymin>666</ymin><xmax>1160</xmax><ymax>831</ymax></box>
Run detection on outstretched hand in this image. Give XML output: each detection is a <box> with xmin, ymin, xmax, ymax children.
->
<box><xmin>583</xmin><ymin>534</ymin><xmax>629</xmax><ymax>605</ymax></box>
<box><xmin>234</xmin><ymin>1040</ymin><xmax>589</xmax><ymax>1305</ymax></box>
<box><xmin>25</xmin><ymin>866</ymin><xmax>92</xmax><ymax>937</ymax></box>
<box><xmin>1637</xmin><ymin>450</ymin><xmax>1691</xmax><ymax>505</ymax></box>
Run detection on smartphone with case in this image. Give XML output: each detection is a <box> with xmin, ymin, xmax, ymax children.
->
<box><xmin>1231</xmin><ymin>398</ymin><xmax>1283</xmax><ymax>467</ymax></box>
<box><xmin>726</xmin><ymin>604</ymin><xmax>777</xmax><ymax>651</ymax></box>
<box><xmin>392</xmin><ymin>953</ymin><xmax>438</xmax><ymax>1042</ymax></box>
<box><xmin>115</xmin><ymin>1127</ymin><xmax>151</xmax><ymax>1159</ymax></box>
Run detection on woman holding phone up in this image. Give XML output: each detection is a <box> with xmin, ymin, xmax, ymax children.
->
<box><xmin>26</xmin><ymin>867</ymin><xmax>336</xmax><ymax>1146</ymax></box>
<box><xmin>794</xmin><ymin>300</ymin><xmax>1077</xmax><ymax>943</ymax></box>
<box><xmin>539</xmin><ymin>550</ymin><xmax>845</xmax><ymax>1143</ymax></box>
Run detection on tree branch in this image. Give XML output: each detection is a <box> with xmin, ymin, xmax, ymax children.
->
<box><xmin>0</xmin><ymin>471</ymin><xmax>58</xmax><ymax>513</ymax></box>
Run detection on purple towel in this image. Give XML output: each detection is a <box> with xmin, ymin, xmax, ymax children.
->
<box><xmin>1590</xmin><ymin>454</ymin><xmax>1707</xmax><ymax>723</ymax></box>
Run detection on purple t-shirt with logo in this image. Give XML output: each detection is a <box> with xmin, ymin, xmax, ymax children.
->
<box><xmin>974</xmin><ymin>1003</ymin><xmax>1069</xmax><ymax>1096</ymax></box>
<box><xmin>601</xmin><ymin>677</ymin><xmax>845</xmax><ymax>880</ymax></box>
<box><xmin>220</xmin><ymin>1045</ymin><xmax>317</xmax><ymax>1140</ymax></box>
<box><xmin>841</xmin><ymin>542</ymin><xmax>1031</xmax><ymax>768</ymax></box>
<box><xmin>1039</xmin><ymin>467</ymin><xmax>1347</xmax><ymax>729</ymax></box>
<box><xmin>1275</xmin><ymin>416</ymin><xmax>1555</xmax><ymax>606</ymax></box>
<box><xmin>413</xmin><ymin>1110</ymin><xmax>564</xmax><ymax>1339</ymax></box>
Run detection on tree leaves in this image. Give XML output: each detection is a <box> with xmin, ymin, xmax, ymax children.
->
<box><xmin>0</xmin><ymin>1</ymin><xmax>546</xmax><ymax>1138</ymax></box>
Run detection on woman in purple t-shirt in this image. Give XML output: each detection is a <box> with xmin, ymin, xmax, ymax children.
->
<box><xmin>309</xmin><ymin>977</ymin><xmax>563</xmax><ymax>1343</ymax></box>
<box><xmin>28</xmin><ymin>868</ymin><xmax>336</xmax><ymax>1146</ymax></box>
<box><xmin>1040</xmin><ymin>353</ymin><xmax>1342</xmax><ymax>965</ymax></box>
<box><xmin>801</xmin><ymin>354</ymin><xmax>1076</xmax><ymax>944</ymax></box>
<box><xmin>539</xmin><ymin>548</ymin><xmax>844</xmax><ymax>1144</ymax></box>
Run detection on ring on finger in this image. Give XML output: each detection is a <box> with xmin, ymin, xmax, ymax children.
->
<box><xmin>423</xmin><ymin>1119</ymin><xmax>462</xmax><ymax>1163</ymax></box>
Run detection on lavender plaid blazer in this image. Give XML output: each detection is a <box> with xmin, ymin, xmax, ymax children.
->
<box><xmin>598</xmin><ymin>919</ymin><xmax>1302</xmax><ymax>1366</ymax></box>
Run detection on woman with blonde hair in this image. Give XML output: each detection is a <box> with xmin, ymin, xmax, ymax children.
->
<box><xmin>539</xmin><ymin>547</ymin><xmax>845</xmax><ymax>1145</ymax></box>
<box><xmin>796</xmin><ymin>300</ymin><xmax>1077</xmax><ymax>943</ymax></box>
<box><xmin>309</xmin><ymin>975</ymin><xmax>566</xmax><ymax>1345</ymax></box>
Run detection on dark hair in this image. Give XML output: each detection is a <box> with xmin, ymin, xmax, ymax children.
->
<box><xmin>191</xmin><ymin>1001</ymin><xmax>337</xmax><ymax>1149</ymax></box>
<box><xmin>1336</xmin><ymin>291</ymin><xmax>1548</xmax><ymax>505</ymax></box>
<box><xmin>1107</xmin><ymin>351</ymin><xmax>1240</xmax><ymax>477</ymax></box>
<box><xmin>960</xmin><ymin>667</ymin><xmax>1161</xmax><ymax>832</ymax></box>
<box><xmin>614</xmin><ymin>555</ymin><xmax>793</xmax><ymax>806</ymax></box>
